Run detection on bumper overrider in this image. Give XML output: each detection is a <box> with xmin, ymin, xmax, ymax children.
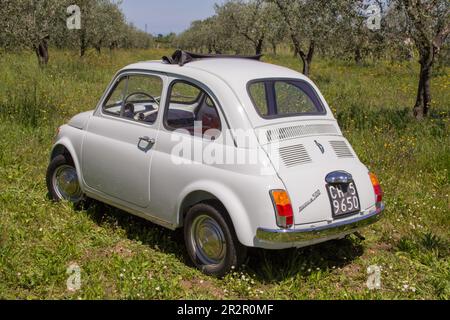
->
<box><xmin>256</xmin><ymin>203</ymin><xmax>384</xmax><ymax>244</ymax></box>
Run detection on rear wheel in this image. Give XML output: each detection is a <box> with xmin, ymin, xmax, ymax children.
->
<box><xmin>46</xmin><ymin>154</ymin><xmax>84</xmax><ymax>204</ymax></box>
<box><xmin>184</xmin><ymin>202</ymin><xmax>247</xmax><ymax>277</ymax></box>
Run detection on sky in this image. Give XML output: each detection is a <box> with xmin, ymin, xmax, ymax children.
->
<box><xmin>120</xmin><ymin>0</ymin><xmax>223</xmax><ymax>35</ymax></box>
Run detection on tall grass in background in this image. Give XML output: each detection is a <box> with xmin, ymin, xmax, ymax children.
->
<box><xmin>0</xmin><ymin>49</ymin><xmax>172</xmax><ymax>127</ymax></box>
<box><xmin>1</xmin><ymin>49</ymin><xmax>448</xmax><ymax>128</ymax></box>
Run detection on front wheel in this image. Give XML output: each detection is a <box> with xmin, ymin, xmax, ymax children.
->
<box><xmin>184</xmin><ymin>202</ymin><xmax>247</xmax><ymax>277</ymax></box>
<box><xmin>46</xmin><ymin>154</ymin><xmax>84</xmax><ymax>204</ymax></box>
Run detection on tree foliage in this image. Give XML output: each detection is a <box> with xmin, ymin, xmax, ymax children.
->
<box><xmin>177</xmin><ymin>0</ymin><xmax>287</xmax><ymax>55</ymax></box>
<box><xmin>176</xmin><ymin>0</ymin><xmax>448</xmax><ymax>117</ymax></box>
<box><xmin>396</xmin><ymin>0</ymin><xmax>449</xmax><ymax>118</ymax></box>
<box><xmin>0</xmin><ymin>0</ymin><xmax>154</xmax><ymax>63</ymax></box>
<box><xmin>0</xmin><ymin>0</ymin><xmax>448</xmax><ymax>117</ymax></box>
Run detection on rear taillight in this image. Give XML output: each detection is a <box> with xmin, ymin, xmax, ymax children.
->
<box><xmin>369</xmin><ymin>173</ymin><xmax>383</xmax><ymax>207</ymax></box>
<box><xmin>270</xmin><ymin>190</ymin><xmax>294</xmax><ymax>228</ymax></box>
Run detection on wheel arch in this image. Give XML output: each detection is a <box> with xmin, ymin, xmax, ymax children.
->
<box><xmin>50</xmin><ymin>139</ymin><xmax>84</xmax><ymax>190</ymax></box>
<box><xmin>51</xmin><ymin>144</ymin><xmax>72</xmax><ymax>161</ymax></box>
<box><xmin>177</xmin><ymin>182</ymin><xmax>253</xmax><ymax>247</ymax></box>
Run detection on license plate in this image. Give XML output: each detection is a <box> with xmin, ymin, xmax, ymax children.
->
<box><xmin>326</xmin><ymin>182</ymin><xmax>360</xmax><ymax>218</ymax></box>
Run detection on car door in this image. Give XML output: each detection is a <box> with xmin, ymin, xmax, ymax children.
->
<box><xmin>81</xmin><ymin>72</ymin><xmax>166</xmax><ymax>208</ymax></box>
<box><xmin>149</xmin><ymin>79</ymin><xmax>226</xmax><ymax>223</ymax></box>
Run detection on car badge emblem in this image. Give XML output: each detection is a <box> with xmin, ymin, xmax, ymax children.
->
<box><xmin>315</xmin><ymin>140</ymin><xmax>325</xmax><ymax>154</ymax></box>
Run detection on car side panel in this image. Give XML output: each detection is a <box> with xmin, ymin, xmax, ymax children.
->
<box><xmin>149</xmin><ymin>126</ymin><xmax>284</xmax><ymax>246</ymax></box>
<box><xmin>81</xmin><ymin>115</ymin><xmax>156</xmax><ymax>208</ymax></box>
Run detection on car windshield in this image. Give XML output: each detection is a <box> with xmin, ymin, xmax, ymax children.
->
<box><xmin>248</xmin><ymin>79</ymin><xmax>326</xmax><ymax>118</ymax></box>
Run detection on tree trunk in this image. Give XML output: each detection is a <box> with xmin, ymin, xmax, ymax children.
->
<box><xmin>80</xmin><ymin>31</ymin><xmax>87</xmax><ymax>57</ymax></box>
<box><xmin>400</xmin><ymin>0</ymin><xmax>450</xmax><ymax>120</ymax></box>
<box><xmin>299</xmin><ymin>40</ymin><xmax>315</xmax><ymax>76</ymax></box>
<box><xmin>306</xmin><ymin>40</ymin><xmax>315</xmax><ymax>66</ymax></box>
<box><xmin>109</xmin><ymin>41</ymin><xmax>118</xmax><ymax>51</ymax></box>
<box><xmin>300</xmin><ymin>55</ymin><xmax>310</xmax><ymax>76</ymax></box>
<box><xmin>354</xmin><ymin>47</ymin><xmax>362</xmax><ymax>64</ymax></box>
<box><xmin>94</xmin><ymin>41</ymin><xmax>102</xmax><ymax>54</ymax></box>
<box><xmin>271</xmin><ymin>42</ymin><xmax>277</xmax><ymax>55</ymax></box>
<box><xmin>293</xmin><ymin>46</ymin><xmax>298</xmax><ymax>57</ymax></box>
<box><xmin>213</xmin><ymin>42</ymin><xmax>222</xmax><ymax>54</ymax></box>
<box><xmin>34</xmin><ymin>38</ymin><xmax>49</xmax><ymax>66</ymax></box>
<box><xmin>255</xmin><ymin>38</ymin><xmax>264</xmax><ymax>55</ymax></box>
<box><xmin>413</xmin><ymin>58</ymin><xmax>433</xmax><ymax>119</ymax></box>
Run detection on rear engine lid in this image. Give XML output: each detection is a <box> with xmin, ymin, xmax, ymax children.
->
<box><xmin>258</xmin><ymin>121</ymin><xmax>375</xmax><ymax>225</ymax></box>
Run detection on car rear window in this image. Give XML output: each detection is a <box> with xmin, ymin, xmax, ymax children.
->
<box><xmin>248</xmin><ymin>79</ymin><xmax>326</xmax><ymax>118</ymax></box>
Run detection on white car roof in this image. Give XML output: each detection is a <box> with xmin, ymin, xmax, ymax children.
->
<box><xmin>123</xmin><ymin>58</ymin><xmax>308</xmax><ymax>91</ymax></box>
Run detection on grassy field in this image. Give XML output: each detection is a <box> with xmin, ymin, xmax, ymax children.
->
<box><xmin>0</xmin><ymin>48</ymin><xmax>448</xmax><ymax>299</ymax></box>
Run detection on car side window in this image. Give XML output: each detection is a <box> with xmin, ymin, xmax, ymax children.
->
<box><xmin>104</xmin><ymin>78</ymin><xmax>127</xmax><ymax>116</ymax></box>
<box><xmin>248</xmin><ymin>81</ymin><xmax>269</xmax><ymax>115</ymax></box>
<box><xmin>103</xmin><ymin>74</ymin><xmax>163</xmax><ymax>124</ymax></box>
<box><xmin>165</xmin><ymin>81</ymin><xmax>221</xmax><ymax>138</ymax></box>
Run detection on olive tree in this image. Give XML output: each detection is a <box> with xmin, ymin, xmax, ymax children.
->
<box><xmin>215</xmin><ymin>0</ymin><xmax>269</xmax><ymax>55</ymax></box>
<box><xmin>0</xmin><ymin>0</ymin><xmax>68</xmax><ymax>65</ymax></box>
<box><xmin>265</xmin><ymin>4</ymin><xmax>287</xmax><ymax>54</ymax></box>
<box><xmin>176</xmin><ymin>1</ymin><xmax>285</xmax><ymax>55</ymax></box>
<box><xmin>73</xmin><ymin>0</ymin><xmax>106</xmax><ymax>57</ymax></box>
<box><xmin>0</xmin><ymin>0</ymin><xmax>154</xmax><ymax>62</ymax></box>
<box><xmin>121</xmin><ymin>24</ymin><xmax>154</xmax><ymax>49</ymax></box>
<box><xmin>176</xmin><ymin>19</ymin><xmax>218</xmax><ymax>52</ymax></box>
<box><xmin>325</xmin><ymin>1</ymin><xmax>382</xmax><ymax>62</ymax></box>
<box><xmin>272</xmin><ymin>0</ymin><xmax>345</xmax><ymax>75</ymax></box>
<box><xmin>397</xmin><ymin>0</ymin><xmax>449</xmax><ymax>119</ymax></box>
<box><xmin>177</xmin><ymin>16</ymin><xmax>239</xmax><ymax>54</ymax></box>
<box><xmin>91</xmin><ymin>0</ymin><xmax>126</xmax><ymax>52</ymax></box>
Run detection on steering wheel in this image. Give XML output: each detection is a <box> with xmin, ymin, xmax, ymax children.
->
<box><xmin>124</xmin><ymin>91</ymin><xmax>159</xmax><ymax>106</ymax></box>
<box><xmin>124</xmin><ymin>91</ymin><xmax>159</xmax><ymax>122</ymax></box>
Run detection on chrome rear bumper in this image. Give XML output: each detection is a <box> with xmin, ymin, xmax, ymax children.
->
<box><xmin>256</xmin><ymin>204</ymin><xmax>384</xmax><ymax>244</ymax></box>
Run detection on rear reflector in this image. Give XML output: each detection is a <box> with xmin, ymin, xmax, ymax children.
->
<box><xmin>270</xmin><ymin>190</ymin><xmax>294</xmax><ymax>228</ymax></box>
<box><xmin>369</xmin><ymin>173</ymin><xmax>383</xmax><ymax>206</ymax></box>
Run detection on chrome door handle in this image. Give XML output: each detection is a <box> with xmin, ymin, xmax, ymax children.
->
<box><xmin>138</xmin><ymin>136</ymin><xmax>155</xmax><ymax>151</ymax></box>
<box><xmin>138</xmin><ymin>136</ymin><xmax>155</xmax><ymax>144</ymax></box>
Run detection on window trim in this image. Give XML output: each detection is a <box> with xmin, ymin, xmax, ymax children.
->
<box><xmin>163</xmin><ymin>79</ymin><xmax>223</xmax><ymax>138</ymax></box>
<box><xmin>100</xmin><ymin>72</ymin><xmax>164</xmax><ymax>126</ymax></box>
<box><xmin>169</xmin><ymin>84</ymin><xmax>202</xmax><ymax>105</ymax></box>
<box><xmin>102</xmin><ymin>76</ymin><xmax>127</xmax><ymax>117</ymax></box>
<box><xmin>246</xmin><ymin>78</ymin><xmax>327</xmax><ymax>119</ymax></box>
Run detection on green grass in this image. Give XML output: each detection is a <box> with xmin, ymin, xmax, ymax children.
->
<box><xmin>0</xmin><ymin>49</ymin><xmax>449</xmax><ymax>299</ymax></box>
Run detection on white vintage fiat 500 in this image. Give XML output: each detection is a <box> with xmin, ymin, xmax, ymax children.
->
<box><xmin>47</xmin><ymin>50</ymin><xmax>384</xmax><ymax>276</ymax></box>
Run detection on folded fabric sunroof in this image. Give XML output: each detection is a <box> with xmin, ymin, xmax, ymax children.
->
<box><xmin>162</xmin><ymin>49</ymin><xmax>263</xmax><ymax>66</ymax></box>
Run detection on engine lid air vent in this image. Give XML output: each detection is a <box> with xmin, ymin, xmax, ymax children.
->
<box><xmin>265</xmin><ymin>124</ymin><xmax>338</xmax><ymax>143</ymax></box>
<box><xmin>278</xmin><ymin>144</ymin><xmax>312</xmax><ymax>167</ymax></box>
<box><xmin>330</xmin><ymin>140</ymin><xmax>354</xmax><ymax>158</ymax></box>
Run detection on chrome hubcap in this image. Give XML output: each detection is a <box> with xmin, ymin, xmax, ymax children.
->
<box><xmin>191</xmin><ymin>215</ymin><xmax>226</xmax><ymax>265</ymax></box>
<box><xmin>52</xmin><ymin>165</ymin><xmax>83</xmax><ymax>202</ymax></box>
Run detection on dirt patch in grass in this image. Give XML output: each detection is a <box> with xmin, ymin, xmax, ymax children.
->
<box><xmin>181</xmin><ymin>278</ymin><xmax>224</xmax><ymax>299</ymax></box>
<box><xmin>83</xmin><ymin>241</ymin><xmax>135</xmax><ymax>261</ymax></box>
<box><xmin>111</xmin><ymin>242</ymin><xmax>134</xmax><ymax>258</ymax></box>
<box><xmin>341</xmin><ymin>263</ymin><xmax>362</xmax><ymax>276</ymax></box>
<box><xmin>366</xmin><ymin>242</ymin><xmax>393</xmax><ymax>255</ymax></box>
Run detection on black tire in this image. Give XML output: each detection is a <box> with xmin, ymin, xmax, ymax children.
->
<box><xmin>46</xmin><ymin>154</ymin><xmax>84</xmax><ymax>205</ymax></box>
<box><xmin>184</xmin><ymin>202</ymin><xmax>247</xmax><ymax>277</ymax></box>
